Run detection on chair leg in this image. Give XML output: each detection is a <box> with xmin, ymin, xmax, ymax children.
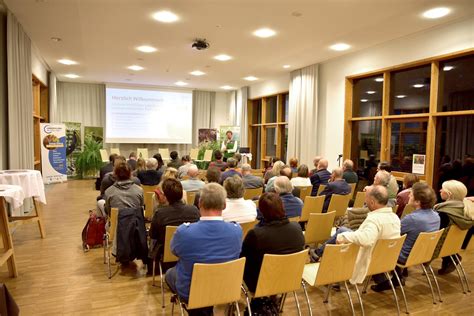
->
<box><xmin>385</xmin><ymin>272</ymin><xmax>401</xmax><ymax>316</ymax></box>
<box><xmin>450</xmin><ymin>255</ymin><xmax>467</xmax><ymax>294</ymax></box>
<box><xmin>171</xmin><ymin>297</ymin><xmax>174</xmax><ymax>316</ymax></box>
<box><xmin>455</xmin><ymin>254</ymin><xmax>471</xmax><ymax>293</ymax></box>
<box><xmin>420</xmin><ymin>264</ymin><xmax>436</xmax><ymax>305</ymax></box>
<box><xmin>427</xmin><ymin>264</ymin><xmax>442</xmax><ymax>302</ymax></box>
<box><xmin>393</xmin><ymin>268</ymin><xmax>409</xmax><ymax>314</ymax></box>
<box><xmin>103</xmin><ymin>236</ymin><xmax>106</xmax><ymax>264</ymax></box>
<box><xmin>353</xmin><ymin>283</ymin><xmax>365</xmax><ymax>316</ymax></box>
<box><xmin>160</xmin><ymin>261</ymin><xmax>165</xmax><ymax>308</ymax></box>
<box><xmin>293</xmin><ymin>291</ymin><xmax>302</xmax><ymax>316</ymax></box>
<box><xmin>235</xmin><ymin>301</ymin><xmax>240</xmax><ymax>316</ymax></box>
<box><xmin>152</xmin><ymin>259</ymin><xmax>156</xmax><ymax>287</ymax></box>
<box><xmin>301</xmin><ymin>280</ymin><xmax>313</xmax><ymax>316</ymax></box>
<box><xmin>279</xmin><ymin>293</ymin><xmax>287</xmax><ymax>313</ymax></box>
<box><xmin>344</xmin><ymin>281</ymin><xmax>356</xmax><ymax>316</ymax></box>
<box><xmin>362</xmin><ymin>277</ymin><xmax>370</xmax><ymax>294</ymax></box>
<box><xmin>324</xmin><ymin>284</ymin><xmax>332</xmax><ymax>303</ymax></box>
<box><xmin>241</xmin><ymin>285</ymin><xmax>252</xmax><ymax>316</ymax></box>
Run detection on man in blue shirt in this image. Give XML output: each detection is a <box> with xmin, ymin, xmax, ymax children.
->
<box><xmin>274</xmin><ymin>176</ymin><xmax>303</xmax><ymax>218</ymax></box>
<box><xmin>165</xmin><ymin>183</ymin><xmax>242</xmax><ymax>308</ymax></box>
<box><xmin>319</xmin><ymin>167</ymin><xmax>351</xmax><ymax>212</ymax></box>
<box><xmin>372</xmin><ymin>182</ymin><xmax>440</xmax><ymax>292</ymax></box>
<box><xmin>220</xmin><ymin>158</ymin><xmax>242</xmax><ymax>184</ymax></box>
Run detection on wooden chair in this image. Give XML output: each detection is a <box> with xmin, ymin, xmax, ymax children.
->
<box><xmin>292</xmin><ymin>172</ymin><xmax>298</xmax><ymax>179</ymax></box>
<box><xmin>141</xmin><ymin>184</ymin><xmax>158</xmax><ymax>194</ymax></box>
<box><xmin>303</xmin><ymin>243</ymin><xmax>360</xmax><ymax>315</ymax></box>
<box><xmin>394</xmin><ymin>229</ymin><xmax>444</xmax><ymax>313</ymax></box>
<box><xmin>242</xmin><ymin>250</ymin><xmax>311</xmax><ymax>315</ymax></box>
<box><xmin>159</xmin><ymin>148</ymin><xmax>170</xmax><ymax>161</ymax></box>
<box><xmin>360</xmin><ymin>235</ymin><xmax>407</xmax><ymax>315</ymax></box>
<box><xmin>250</xmin><ymin>169</ymin><xmax>264</xmax><ymax>178</ymax></box>
<box><xmin>289</xmin><ymin>216</ymin><xmax>300</xmax><ymax>223</ymax></box>
<box><xmin>153</xmin><ymin>226</ymin><xmax>179</xmax><ymax>307</ymax></box>
<box><xmin>137</xmin><ymin>147</ymin><xmax>149</xmax><ymax>159</ymax></box>
<box><xmin>185</xmin><ymin>192</ymin><xmax>196</xmax><ymax>206</ymax></box>
<box><xmin>299</xmin><ymin>196</ymin><xmax>325</xmax><ymax>222</ymax></box>
<box><xmin>195</xmin><ymin>149</ymin><xmax>213</xmax><ymax>163</ymax></box>
<box><xmin>327</xmin><ymin>194</ymin><xmax>351</xmax><ymax>218</ymax></box>
<box><xmin>172</xmin><ymin>257</ymin><xmax>246</xmax><ymax>315</ymax></box>
<box><xmin>243</xmin><ymin>187</ymin><xmax>263</xmax><ymax>200</ymax></box>
<box><xmin>297</xmin><ymin>186</ymin><xmax>313</xmax><ymax>203</ymax></box>
<box><xmin>317</xmin><ymin>184</ymin><xmax>326</xmax><ymax>196</ymax></box>
<box><xmin>240</xmin><ymin>220</ymin><xmax>258</xmax><ymax>240</ymax></box>
<box><xmin>144</xmin><ymin>192</ymin><xmax>155</xmax><ymax>220</ymax></box>
<box><xmin>304</xmin><ymin>211</ymin><xmax>336</xmax><ymax>247</ymax></box>
<box><xmin>353</xmin><ymin>191</ymin><xmax>366</xmax><ymax>208</ymax></box>
<box><xmin>103</xmin><ymin>207</ymin><xmax>118</xmax><ymax>279</ymax></box>
<box><xmin>392</xmin><ymin>204</ymin><xmax>399</xmax><ymax>214</ymax></box>
<box><xmin>401</xmin><ymin>204</ymin><xmax>415</xmax><ymax>218</ymax></box>
<box><xmin>110</xmin><ymin>147</ymin><xmax>120</xmax><ymax>156</ymax></box>
<box><xmin>349</xmin><ymin>183</ymin><xmax>356</xmax><ymax>198</ymax></box>
<box><xmin>190</xmin><ymin>148</ymin><xmax>199</xmax><ymax>161</ymax></box>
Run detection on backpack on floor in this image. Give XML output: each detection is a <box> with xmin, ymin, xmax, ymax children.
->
<box><xmin>82</xmin><ymin>210</ymin><xmax>106</xmax><ymax>251</ymax></box>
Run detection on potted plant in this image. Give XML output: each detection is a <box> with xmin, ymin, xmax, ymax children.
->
<box><xmin>76</xmin><ymin>136</ymin><xmax>105</xmax><ymax>178</ymax></box>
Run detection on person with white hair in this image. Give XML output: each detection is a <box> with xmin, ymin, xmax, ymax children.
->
<box><xmin>319</xmin><ymin>167</ymin><xmax>351</xmax><ymax>212</ymax></box>
<box><xmin>342</xmin><ymin>159</ymin><xmax>358</xmax><ymax>184</ymax></box>
<box><xmin>241</xmin><ymin>164</ymin><xmax>264</xmax><ymax>189</ymax></box>
<box><xmin>180</xmin><ymin>165</ymin><xmax>205</xmax><ymax>192</ymax></box>
<box><xmin>310</xmin><ymin>158</ymin><xmax>331</xmax><ymax>196</ymax></box>
<box><xmin>178</xmin><ymin>155</ymin><xmax>195</xmax><ymax>179</ymax></box>
<box><xmin>137</xmin><ymin>157</ymin><xmax>162</xmax><ymax>186</ymax></box>
<box><xmin>274</xmin><ymin>176</ymin><xmax>303</xmax><ymax>218</ymax></box>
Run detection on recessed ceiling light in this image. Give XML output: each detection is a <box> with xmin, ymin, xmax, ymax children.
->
<box><xmin>136</xmin><ymin>45</ymin><xmax>157</xmax><ymax>53</ymax></box>
<box><xmin>329</xmin><ymin>43</ymin><xmax>351</xmax><ymax>51</ymax></box>
<box><xmin>127</xmin><ymin>65</ymin><xmax>144</xmax><ymax>71</ymax></box>
<box><xmin>221</xmin><ymin>85</ymin><xmax>234</xmax><ymax>90</ymax></box>
<box><xmin>413</xmin><ymin>84</ymin><xmax>424</xmax><ymax>88</ymax></box>
<box><xmin>244</xmin><ymin>76</ymin><xmax>258</xmax><ymax>81</ymax></box>
<box><xmin>214</xmin><ymin>54</ymin><xmax>232</xmax><ymax>61</ymax></box>
<box><xmin>253</xmin><ymin>28</ymin><xmax>276</xmax><ymax>38</ymax></box>
<box><xmin>360</xmin><ymin>99</ymin><xmax>368</xmax><ymax>103</ymax></box>
<box><xmin>175</xmin><ymin>81</ymin><xmax>188</xmax><ymax>86</ymax></box>
<box><xmin>443</xmin><ymin>65</ymin><xmax>454</xmax><ymax>71</ymax></box>
<box><xmin>283</xmin><ymin>65</ymin><xmax>291</xmax><ymax>69</ymax></box>
<box><xmin>422</xmin><ymin>7</ymin><xmax>450</xmax><ymax>19</ymax></box>
<box><xmin>396</xmin><ymin>95</ymin><xmax>407</xmax><ymax>99</ymax></box>
<box><xmin>64</xmin><ymin>74</ymin><xmax>79</xmax><ymax>79</ymax></box>
<box><xmin>375</xmin><ymin>77</ymin><xmax>384</xmax><ymax>82</ymax></box>
<box><xmin>190</xmin><ymin>70</ymin><xmax>206</xmax><ymax>76</ymax></box>
<box><xmin>50</xmin><ymin>37</ymin><xmax>62</xmax><ymax>42</ymax></box>
<box><xmin>152</xmin><ymin>10</ymin><xmax>179</xmax><ymax>23</ymax></box>
<box><xmin>366</xmin><ymin>91</ymin><xmax>376</xmax><ymax>94</ymax></box>
<box><xmin>58</xmin><ymin>59</ymin><xmax>77</xmax><ymax>65</ymax></box>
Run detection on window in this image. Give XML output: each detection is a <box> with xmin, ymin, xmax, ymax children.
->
<box><xmin>439</xmin><ymin>54</ymin><xmax>474</xmax><ymax>112</ymax></box>
<box><xmin>352</xmin><ymin>75</ymin><xmax>383</xmax><ymax>117</ymax></box>
<box><xmin>350</xmin><ymin>120</ymin><xmax>381</xmax><ymax>174</ymax></box>
<box><xmin>265</xmin><ymin>96</ymin><xmax>277</xmax><ymax>123</ymax></box>
<box><xmin>390</xmin><ymin>65</ymin><xmax>431</xmax><ymax>115</ymax></box>
<box><xmin>390</xmin><ymin>119</ymin><xmax>428</xmax><ymax>173</ymax></box>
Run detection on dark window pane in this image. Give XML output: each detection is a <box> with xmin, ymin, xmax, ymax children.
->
<box><xmin>390</xmin><ymin>65</ymin><xmax>431</xmax><ymax>114</ymax></box>
<box><xmin>265</xmin><ymin>96</ymin><xmax>277</xmax><ymax>123</ymax></box>
<box><xmin>266</xmin><ymin>127</ymin><xmax>277</xmax><ymax>157</ymax></box>
<box><xmin>390</xmin><ymin>120</ymin><xmax>428</xmax><ymax>173</ymax></box>
<box><xmin>350</xmin><ymin>120</ymin><xmax>381</xmax><ymax>183</ymax></box>
<box><xmin>439</xmin><ymin>54</ymin><xmax>474</xmax><ymax>112</ymax></box>
<box><xmin>283</xmin><ymin>93</ymin><xmax>289</xmax><ymax>122</ymax></box>
<box><xmin>251</xmin><ymin>99</ymin><xmax>262</xmax><ymax>124</ymax></box>
<box><xmin>352</xmin><ymin>75</ymin><xmax>383</xmax><ymax>117</ymax></box>
<box><xmin>251</xmin><ymin>126</ymin><xmax>261</xmax><ymax>169</ymax></box>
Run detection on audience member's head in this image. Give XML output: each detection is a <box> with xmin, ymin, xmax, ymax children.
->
<box><xmin>289</xmin><ymin>157</ymin><xmax>298</xmax><ymax>168</ymax></box>
<box><xmin>129</xmin><ymin>152</ymin><xmax>137</xmax><ymax>160</ymax></box>
<box><xmin>270</xmin><ymin>157</ymin><xmax>281</xmax><ymax>167</ymax></box>
<box><xmin>343</xmin><ymin>159</ymin><xmax>354</xmax><ymax>171</ymax></box>
<box><xmin>317</xmin><ymin>158</ymin><xmax>328</xmax><ymax>171</ymax></box>
<box><xmin>187</xmin><ymin>164</ymin><xmax>199</xmax><ymax>178</ymax></box>
<box><xmin>233</xmin><ymin>153</ymin><xmax>242</xmax><ymax>163</ymax></box>
<box><xmin>162</xmin><ymin>167</ymin><xmax>178</xmax><ymax>181</ymax></box>
<box><xmin>153</xmin><ymin>153</ymin><xmax>165</xmax><ymax>168</ymax></box>
<box><xmin>113</xmin><ymin>155</ymin><xmax>126</xmax><ymax>167</ymax></box>
<box><xmin>297</xmin><ymin>164</ymin><xmax>309</xmax><ymax>178</ymax></box>
<box><xmin>241</xmin><ymin>164</ymin><xmax>252</xmax><ymax>176</ymax></box>
<box><xmin>146</xmin><ymin>158</ymin><xmax>158</xmax><ymax>170</ymax></box>
<box><xmin>223</xmin><ymin>175</ymin><xmax>245</xmax><ymax>199</ymax></box>
<box><xmin>114</xmin><ymin>162</ymin><xmax>131</xmax><ymax>181</ymax></box>
<box><xmin>258</xmin><ymin>192</ymin><xmax>286</xmax><ymax>222</ymax></box>
<box><xmin>274</xmin><ymin>176</ymin><xmax>293</xmax><ymax>194</ymax></box>
<box><xmin>162</xmin><ymin>178</ymin><xmax>184</xmax><ymax>204</ymax></box>
<box><xmin>365</xmin><ymin>185</ymin><xmax>389</xmax><ymax>211</ymax></box>
<box><xmin>206</xmin><ymin>167</ymin><xmax>221</xmax><ymax>183</ymax></box>
<box><xmin>280</xmin><ymin>165</ymin><xmax>292</xmax><ymax>179</ymax></box>
<box><xmin>441</xmin><ymin>180</ymin><xmax>467</xmax><ymax>201</ymax></box>
<box><xmin>181</xmin><ymin>155</ymin><xmax>191</xmax><ymax>163</ymax></box>
<box><xmin>227</xmin><ymin>158</ymin><xmax>237</xmax><ymax>169</ymax></box>
<box><xmin>410</xmin><ymin>182</ymin><xmax>436</xmax><ymax>210</ymax></box>
<box><xmin>374</xmin><ymin>170</ymin><xmax>391</xmax><ymax>187</ymax></box>
<box><xmin>199</xmin><ymin>183</ymin><xmax>227</xmax><ymax>214</ymax></box>
<box><xmin>214</xmin><ymin>150</ymin><xmax>223</xmax><ymax>161</ymax></box>
<box><xmin>331</xmin><ymin>167</ymin><xmax>344</xmax><ymax>181</ymax></box>
<box><xmin>313</xmin><ymin>156</ymin><xmax>322</xmax><ymax>168</ymax></box>
<box><xmin>403</xmin><ymin>174</ymin><xmax>419</xmax><ymax>189</ymax></box>
<box><xmin>170</xmin><ymin>151</ymin><xmax>179</xmax><ymax>160</ymax></box>
<box><xmin>136</xmin><ymin>158</ymin><xmax>146</xmax><ymax>171</ymax></box>
<box><xmin>109</xmin><ymin>153</ymin><xmax>119</xmax><ymax>164</ymax></box>
<box><xmin>272</xmin><ymin>161</ymin><xmax>286</xmax><ymax>176</ymax></box>
<box><xmin>378</xmin><ymin>161</ymin><xmax>392</xmax><ymax>173</ymax></box>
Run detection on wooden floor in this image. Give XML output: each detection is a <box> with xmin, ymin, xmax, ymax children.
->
<box><xmin>0</xmin><ymin>179</ymin><xmax>473</xmax><ymax>315</ymax></box>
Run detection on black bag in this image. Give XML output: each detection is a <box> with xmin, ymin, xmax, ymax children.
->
<box><xmin>245</xmin><ymin>297</ymin><xmax>279</xmax><ymax>316</ymax></box>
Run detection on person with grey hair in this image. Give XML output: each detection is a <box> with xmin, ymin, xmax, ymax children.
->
<box><xmin>137</xmin><ymin>157</ymin><xmax>162</xmax><ymax>186</ymax></box>
<box><xmin>291</xmin><ymin>164</ymin><xmax>312</xmax><ymax>187</ymax></box>
<box><xmin>342</xmin><ymin>159</ymin><xmax>358</xmax><ymax>184</ymax></box>
<box><xmin>265</xmin><ymin>161</ymin><xmax>287</xmax><ymax>192</ymax></box>
<box><xmin>365</xmin><ymin>170</ymin><xmax>396</xmax><ymax>207</ymax></box>
<box><xmin>319</xmin><ymin>167</ymin><xmax>351</xmax><ymax>212</ymax></box>
<box><xmin>178</xmin><ymin>155</ymin><xmax>195</xmax><ymax>179</ymax></box>
<box><xmin>309</xmin><ymin>156</ymin><xmax>322</xmax><ymax>176</ymax></box>
<box><xmin>222</xmin><ymin>175</ymin><xmax>257</xmax><ymax>223</ymax></box>
<box><xmin>241</xmin><ymin>164</ymin><xmax>264</xmax><ymax>189</ymax></box>
<box><xmin>274</xmin><ymin>176</ymin><xmax>303</xmax><ymax>218</ymax></box>
<box><xmin>220</xmin><ymin>157</ymin><xmax>242</xmax><ymax>184</ymax></box>
<box><xmin>310</xmin><ymin>158</ymin><xmax>331</xmax><ymax>196</ymax></box>
<box><xmin>165</xmin><ymin>183</ymin><xmax>242</xmax><ymax>311</ymax></box>
<box><xmin>180</xmin><ymin>165</ymin><xmax>205</xmax><ymax>192</ymax></box>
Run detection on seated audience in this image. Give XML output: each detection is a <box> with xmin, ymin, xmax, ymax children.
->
<box><xmin>265</xmin><ymin>161</ymin><xmax>286</xmax><ymax>192</ymax></box>
<box><xmin>127</xmin><ymin>152</ymin><xmax>138</xmax><ymax>171</ymax></box>
<box><xmin>137</xmin><ymin>158</ymin><xmax>162</xmax><ymax>186</ymax></box>
<box><xmin>290</xmin><ymin>164</ymin><xmax>312</xmax><ymax>187</ymax></box>
<box><xmin>342</xmin><ymin>159</ymin><xmax>358</xmax><ymax>184</ymax></box>
<box><xmin>99</xmin><ymin>156</ymin><xmax>140</xmax><ymax>199</ymax></box>
<box><xmin>220</xmin><ymin>158</ymin><xmax>242</xmax><ymax>184</ymax></box>
<box><xmin>309</xmin><ymin>156</ymin><xmax>322</xmax><ymax>176</ymax></box>
<box><xmin>98</xmin><ymin>153</ymin><xmax>118</xmax><ymax>188</ymax></box>
<box><xmin>396</xmin><ymin>174</ymin><xmax>420</xmax><ymax>217</ymax></box>
<box><xmin>365</xmin><ymin>170</ymin><xmax>397</xmax><ymax>208</ymax></box>
<box><xmin>208</xmin><ymin>150</ymin><xmax>227</xmax><ymax>171</ymax></box>
<box><xmin>241</xmin><ymin>164</ymin><xmax>264</xmax><ymax>189</ymax></box>
<box><xmin>154</xmin><ymin>167</ymin><xmax>181</xmax><ymax>210</ymax></box>
<box><xmin>233</xmin><ymin>153</ymin><xmax>243</xmax><ymax>171</ymax></box>
<box><xmin>206</xmin><ymin>167</ymin><xmax>221</xmax><ymax>184</ymax></box>
<box><xmin>263</xmin><ymin>157</ymin><xmax>280</xmax><ymax>184</ymax></box>
<box><xmin>241</xmin><ymin>192</ymin><xmax>305</xmax><ymax>292</ymax></box>
<box><xmin>378</xmin><ymin>162</ymin><xmax>399</xmax><ymax>199</ymax></box>
<box><xmin>153</xmin><ymin>153</ymin><xmax>166</xmax><ymax>173</ymax></box>
<box><xmin>167</xmin><ymin>151</ymin><xmax>183</xmax><ymax>169</ymax></box>
<box><xmin>371</xmin><ymin>182</ymin><xmax>440</xmax><ymax>291</ymax></box>
<box><xmin>310</xmin><ymin>158</ymin><xmax>331</xmax><ymax>196</ymax></box>
<box><xmin>320</xmin><ymin>167</ymin><xmax>351</xmax><ymax>212</ymax></box>
<box><xmin>180</xmin><ymin>165</ymin><xmax>205</xmax><ymax>192</ymax></box>
<box><xmin>289</xmin><ymin>157</ymin><xmax>299</xmax><ymax>173</ymax></box>
<box><xmin>132</xmin><ymin>157</ymin><xmax>146</xmax><ymax>177</ymax></box>
<box><xmin>178</xmin><ymin>155</ymin><xmax>194</xmax><ymax>179</ymax></box>
<box><xmin>222</xmin><ymin>176</ymin><xmax>257</xmax><ymax>223</ymax></box>
<box><xmin>165</xmin><ymin>183</ymin><xmax>242</xmax><ymax>309</ymax></box>
<box><xmin>274</xmin><ymin>176</ymin><xmax>303</xmax><ymax>218</ymax></box>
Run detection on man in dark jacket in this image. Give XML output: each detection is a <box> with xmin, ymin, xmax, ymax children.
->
<box><xmin>241</xmin><ymin>164</ymin><xmax>264</xmax><ymax>189</ymax></box>
<box><xmin>137</xmin><ymin>158</ymin><xmax>162</xmax><ymax>186</ymax></box>
<box><xmin>320</xmin><ymin>167</ymin><xmax>351</xmax><ymax>212</ymax></box>
<box><xmin>96</xmin><ymin>153</ymin><xmax>118</xmax><ymax>190</ymax></box>
<box><xmin>274</xmin><ymin>176</ymin><xmax>303</xmax><ymax>218</ymax></box>
<box><xmin>310</xmin><ymin>158</ymin><xmax>331</xmax><ymax>196</ymax></box>
<box><xmin>342</xmin><ymin>159</ymin><xmax>358</xmax><ymax>184</ymax></box>
<box><xmin>167</xmin><ymin>151</ymin><xmax>183</xmax><ymax>169</ymax></box>
<box><xmin>127</xmin><ymin>152</ymin><xmax>138</xmax><ymax>171</ymax></box>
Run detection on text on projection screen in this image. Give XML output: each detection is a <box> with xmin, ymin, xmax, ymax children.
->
<box><xmin>105</xmin><ymin>87</ymin><xmax>193</xmax><ymax>144</ymax></box>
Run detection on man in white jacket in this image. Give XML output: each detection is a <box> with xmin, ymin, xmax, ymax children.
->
<box><xmin>337</xmin><ymin>185</ymin><xmax>401</xmax><ymax>284</ymax></box>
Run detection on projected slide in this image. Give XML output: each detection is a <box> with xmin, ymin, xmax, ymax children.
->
<box><xmin>105</xmin><ymin>86</ymin><xmax>192</xmax><ymax>144</ymax></box>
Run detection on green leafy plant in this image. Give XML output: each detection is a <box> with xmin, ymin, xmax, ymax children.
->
<box><xmin>196</xmin><ymin>141</ymin><xmax>221</xmax><ymax>169</ymax></box>
<box><xmin>76</xmin><ymin>136</ymin><xmax>105</xmax><ymax>178</ymax></box>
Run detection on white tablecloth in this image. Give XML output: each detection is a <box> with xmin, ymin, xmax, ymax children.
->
<box><xmin>0</xmin><ymin>185</ymin><xmax>25</xmax><ymax>209</ymax></box>
<box><xmin>0</xmin><ymin>170</ymin><xmax>47</xmax><ymax>205</ymax></box>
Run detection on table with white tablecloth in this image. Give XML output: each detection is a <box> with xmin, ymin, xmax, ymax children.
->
<box><xmin>0</xmin><ymin>185</ymin><xmax>21</xmax><ymax>278</ymax></box>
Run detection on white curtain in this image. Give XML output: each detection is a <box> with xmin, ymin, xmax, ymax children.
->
<box><xmin>7</xmin><ymin>12</ymin><xmax>33</xmax><ymax>170</ymax></box>
<box><xmin>238</xmin><ymin>87</ymin><xmax>249</xmax><ymax>146</ymax></box>
<box><xmin>228</xmin><ymin>91</ymin><xmax>237</xmax><ymax>126</ymax></box>
<box><xmin>49</xmin><ymin>72</ymin><xmax>58</xmax><ymax>123</ymax></box>
<box><xmin>192</xmin><ymin>90</ymin><xmax>216</xmax><ymax>147</ymax></box>
<box><xmin>287</xmin><ymin>64</ymin><xmax>319</xmax><ymax>166</ymax></box>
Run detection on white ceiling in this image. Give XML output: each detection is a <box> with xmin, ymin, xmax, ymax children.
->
<box><xmin>5</xmin><ymin>0</ymin><xmax>474</xmax><ymax>90</ymax></box>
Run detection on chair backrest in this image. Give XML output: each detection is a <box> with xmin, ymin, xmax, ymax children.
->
<box><xmin>292</xmin><ymin>172</ymin><xmax>298</xmax><ymax>179</ymax></box>
<box><xmin>401</xmin><ymin>204</ymin><xmax>415</xmax><ymax>218</ymax></box>
<box><xmin>141</xmin><ymin>184</ymin><xmax>157</xmax><ymax>193</ymax></box>
<box><xmin>404</xmin><ymin>229</ymin><xmax>444</xmax><ymax>267</ymax></box>
<box><xmin>250</xmin><ymin>169</ymin><xmax>264</xmax><ymax>178</ymax></box>
<box><xmin>240</xmin><ymin>220</ymin><xmax>258</xmax><ymax>240</ymax></box>
<box><xmin>312</xmin><ymin>243</ymin><xmax>360</xmax><ymax>286</ymax></box>
<box><xmin>288</xmin><ymin>216</ymin><xmax>300</xmax><ymax>222</ymax></box>
<box><xmin>254</xmin><ymin>250</ymin><xmax>307</xmax><ymax>298</ymax></box>
<box><xmin>159</xmin><ymin>148</ymin><xmax>170</xmax><ymax>160</ymax></box>
<box><xmin>110</xmin><ymin>147</ymin><xmax>121</xmax><ymax>156</ymax></box>
<box><xmin>203</xmin><ymin>149</ymin><xmax>213</xmax><ymax>162</ymax></box>
<box><xmin>243</xmin><ymin>187</ymin><xmax>263</xmax><ymax>200</ymax></box>
<box><xmin>304</xmin><ymin>211</ymin><xmax>336</xmax><ymax>246</ymax></box>
<box><xmin>366</xmin><ymin>235</ymin><xmax>407</xmax><ymax>276</ymax></box>
<box><xmin>392</xmin><ymin>204</ymin><xmax>399</xmax><ymax>214</ymax></box>
<box><xmin>297</xmin><ymin>186</ymin><xmax>313</xmax><ymax>202</ymax></box>
<box><xmin>100</xmin><ymin>149</ymin><xmax>109</xmax><ymax>162</ymax></box>
<box><xmin>137</xmin><ymin>148</ymin><xmax>149</xmax><ymax>159</ymax></box>
<box><xmin>187</xmin><ymin>257</ymin><xmax>246</xmax><ymax>309</ymax></box>
<box><xmin>353</xmin><ymin>191</ymin><xmax>366</xmax><ymax>208</ymax></box>
<box><xmin>190</xmin><ymin>148</ymin><xmax>199</xmax><ymax>161</ymax></box>
<box><xmin>300</xmin><ymin>195</ymin><xmax>325</xmax><ymax>222</ymax></box>
<box><xmin>327</xmin><ymin>194</ymin><xmax>351</xmax><ymax>217</ymax></box>
<box><xmin>185</xmin><ymin>191</ymin><xmax>196</xmax><ymax>205</ymax></box>
<box><xmin>144</xmin><ymin>191</ymin><xmax>155</xmax><ymax>220</ymax></box>
<box><xmin>317</xmin><ymin>184</ymin><xmax>326</xmax><ymax>196</ymax></box>
<box><xmin>349</xmin><ymin>183</ymin><xmax>356</xmax><ymax>198</ymax></box>
<box><xmin>438</xmin><ymin>225</ymin><xmax>469</xmax><ymax>258</ymax></box>
<box><xmin>163</xmin><ymin>226</ymin><xmax>179</xmax><ymax>263</ymax></box>
<box><xmin>109</xmin><ymin>207</ymin><xmax>119</xmax><ymax>242</ymax></box>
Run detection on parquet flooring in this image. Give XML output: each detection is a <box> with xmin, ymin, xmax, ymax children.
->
<box><xmin>0</xmin><ymin>180</ymin><xmax>473</xmax><ymax>315</ymax></box>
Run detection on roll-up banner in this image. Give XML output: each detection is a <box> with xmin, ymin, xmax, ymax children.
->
<box><xmin>40</xmin><ymin>123</ymin><xmax>67</xmax><ymax>184</ymax></box>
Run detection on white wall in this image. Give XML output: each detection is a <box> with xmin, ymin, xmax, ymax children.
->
<box><xmin>318</xmin><ymin>17</ymin><xmax>474</xmax><ymax>170</ymax></box>
<box><xmin>248</xmin><ymin>73</ymin><xmax>290</xmax><ymax>99</ymax></box>
<box><xmin>31</xmin><ymin>42</ymin><xmax>48</xmax><ymax>85</ymax></box>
